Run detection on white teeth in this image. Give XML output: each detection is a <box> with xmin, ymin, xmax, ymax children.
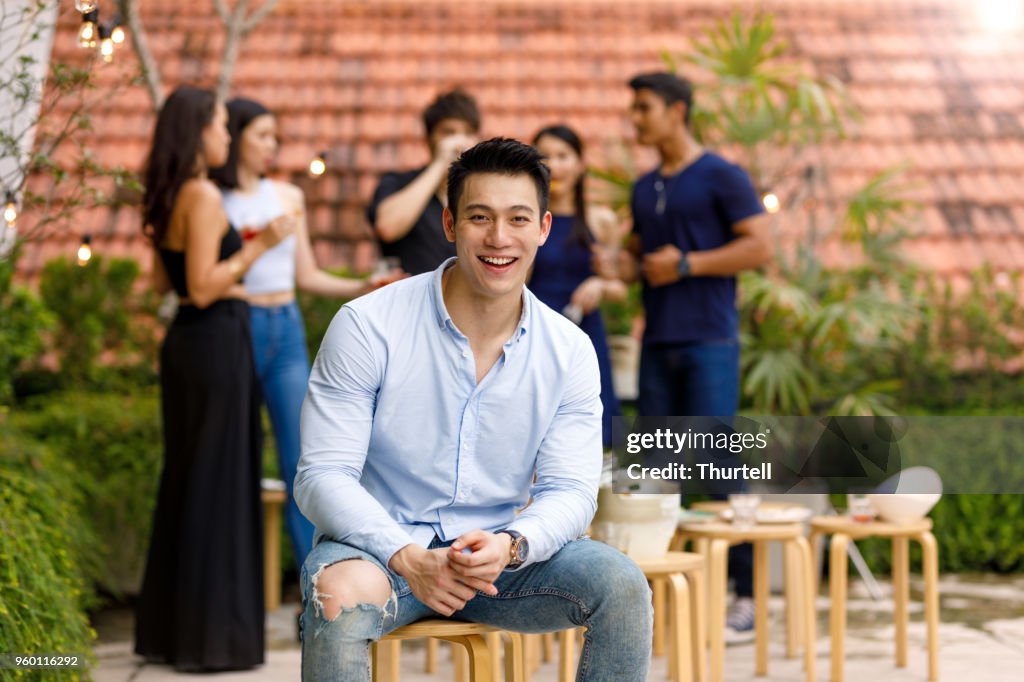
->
<box><xmin>480</xmin><ymin>256</ymin><xmax>515</xmax><ymax>265</ymax></box>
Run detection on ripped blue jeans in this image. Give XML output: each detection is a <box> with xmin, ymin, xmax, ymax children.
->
<box><xmin>300</xmin><ymin>536</ymin><xmax>653</xmax><ymax>681</ymax></box>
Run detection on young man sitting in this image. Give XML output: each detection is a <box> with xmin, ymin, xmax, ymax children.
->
<box><xmin>296</xmin><ymin>138</ymin><xmax>653</xmax><ymax>681</ymax></box>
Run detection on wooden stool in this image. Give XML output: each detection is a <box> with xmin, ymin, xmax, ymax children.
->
<box><xmin>809</xmin><ymin>516</ymin><xmax>939</xmax><ymax>682</ymax></box>
<box><xmin>543</xmin><ymin>551</ymin><xmax>704</xmax><ymax>682</ymax></box>
<box><xmin>678</xmin><ymin>522</ymin><xmax>817</xmax><ymax>682</ymax></box>
<box><xmin>684</xmin><ymin>501</ymin><xmax>813</xmax><ymax>657</ymax></box>
<box><xmin>260</xmin><ymin>482</ymin><xmax>287</xmax><ymax>612</ymax></box>
<box><xmin>637</xmin><ymin>551</ymin><xmax>707</xmax><ymax>682</ymax></box>
<box><xmin>372</xmin><ymin>619</ymin><xmax>524</xmax><ymax>682</ymax></box>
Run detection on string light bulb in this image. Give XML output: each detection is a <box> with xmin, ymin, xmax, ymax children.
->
<box><xmin>112</xmin><ymin>23</ymin><xmax>126</xmax><ymax>45</ymax></box>
<box><xmin>761</xmin><ymin>191</ymin><xmax>780</xmax><ymax>214</ymax></box>
<box><xmin>77</xmin><ymin>234</ymin><xmax>93</xmax><ymax>266</ymax></box>
<box><xmin>79</xmin><ymin>10</ymin><xmax>98</xmax><ymax>49</ymax></box>
<box><xmin>99</xmin><ymin>24</ymin><xmax>114</xmax><ymax>63</ymax></box>
<box><xmin>308</xmin><ymin>151</ymin><xmax>327</xmax><ymax>177</ymax></box>
<box><xmin>3</xmin><ymin>191</ymin><xmax>16</xmax><ymax>225</ymax></box>
<box><xmin>75</xmin><ymin>1</ymin><xmax>98</xmax><ymax>13</ymax></box>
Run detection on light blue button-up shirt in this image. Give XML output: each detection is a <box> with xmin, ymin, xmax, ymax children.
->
<box><xmin>295</xmin><ymin>258</ymin><xmax>603</xmax><ymax>570</ymax></box>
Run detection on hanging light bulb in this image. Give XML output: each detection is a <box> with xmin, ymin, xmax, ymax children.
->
<box><xmin>77</xmin><ymin>234</ymin><xmax>93</xmax><ymax>266</ymax></box>
<box><xmin>112</xmin><ymin>23</ymin><xmax>126</xmax><ymax>45</ymax></box>
<box><xmin>99</xmin><ymin>24</ymin><xmax>114</xmax><ymax>63</ymax></box>
<box><xmin>308</xmin><ymin>151</ymin><xmax>327</xmax><ymax>177</ymax></box>
<box><xmin>79</xmin><ymin>10</ymin><xmax>98</xmax><ymax>49</ymax></box>
<box><xmin>3</xmin><ymin>191</ymin><xmax>17</xmax><ymax>225</ymax></box>
<box><xmin>761</xmin><ymin>191</ymin><xmax>781</xmax><ymax>214</ymax></box>
<box><xmin>75</xmin><ymin>1</ymin><xmax>98</xmax><ymax>13</ymax></box>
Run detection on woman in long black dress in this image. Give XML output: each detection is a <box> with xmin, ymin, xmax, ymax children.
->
<box><xmin>134</xmin><ymin>85</ymin><xmax>294</xmax><ymax>672</ymax></box>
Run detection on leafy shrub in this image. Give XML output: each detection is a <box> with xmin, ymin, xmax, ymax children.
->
<box><xmin>0</xmin><ymin>248</ymin><xmax>54</xmax><ymax>406</ymax></box>
<box><xmin>38</xmin><ymin>256</ymin><xmax>159</xmax><ymax>390</ymax></box>
<box><xmin>14</xmin><ymin>390</ymin><xmax>162</xmax><ymax>596</ymax></box>
<box><xmin>0</xmin><ymin>422</ymin><xmax>97</xmax><ymax>677</ymax></box>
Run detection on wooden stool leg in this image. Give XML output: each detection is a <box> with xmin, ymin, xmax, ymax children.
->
<box><xmin>754</xmin><ymin>540</ymin><xmax>770</xmax><ymax>676</ymax></box>
<box><xmin>829</xmin><ymin>534</ymin><xmax>849</xmax><ymax>682</ymax></box>
<box><xmin>892</xmin><ymin>535</ymin><xmax>910</xmax><ymax>668</ymax></box>
<box><xmin>784</xmin><ymin>541</ymin><xmax>801</xmax><ymax>658</ymax></box>
<box><xmin>695</xmin><ymin>537</ymin><xmax>712</xmax><ymax>648</ymax></box>
<box><xmin>542</xmin><ymin>632</ymin><xmax>554</xmax><ymax>662</ymax></box>
<box><xmin>687</xmin><ymin>568</ymin><xmax>708</xmax><ymax>682</ymax></box>
<box><xmin>794</xmin><ymin>536</ymin><xmax>817</xmax><ymax>682</ymax></box>
<box><xmin>558</xmin><ymin>629</ymin><xmax>576</xmax><ymax>682</ymax></box>
<box><xmin>523</xmin><ymin>634</ymin><xmax>542</xmax><ymax>676</ymax></box>
<box><xmin>918</xmin><ymin>531</ymin><xmax>940</xmax><ymax>682</ymax></box>
<box><xmin>263</xmin><ymin>500</ymin><xmax>282</xmax><ymax>612</ymax></box>
<box><xmin>653</xmin><ymin>578</ymin><xmax>667</xmax><ymax>657</ymax></box>
<box><xmin>667</xmin><ymin>573</ymin><xmax>693</xmax><ymax>682</ymax></box>
<box><xmin>453</xmin><ymin>642</ymin><xmax>470</xmax><ymax>682</ymax></box>
<box><xmin>486</xmin><ymin>632</ymin><xmax>503</xmax><ymax>681</ymax></box>
<box><xmin>463</xmin><ymin>634</ymin><xmax>495</xmax><ymax>682</ymax></box>
<box><xmin>371</xmin><ymin>640</ymin><xmax>400</xmax><ymax>682</ymax></box>
<box><xmin>425</xmin><ymin>637</ymin><xmax>439</xmax><ymax>673</ymax></box>
<box><xmin>708</xmin><ymin>539</ymin><xmax>729</xmax><ymax>682</ymax></box>
<box><xmin>808</xmin><ymin>531</ymin><xmax>821</xmax><ymax>600</ymax></box>
<box><xmin>504</xmin><ymin>632</ymin><xmax>526</xmax><ymax>682</ymax></box>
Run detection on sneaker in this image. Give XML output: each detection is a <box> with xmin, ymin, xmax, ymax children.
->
<box><xmin>725</xmin><ymin>597</ymin><xmax>755</xmax><ymax>645</ymax></box>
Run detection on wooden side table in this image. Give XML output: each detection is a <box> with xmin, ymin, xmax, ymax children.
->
<box><xmin>678</xmin><ymin>522</ymin><xmax>817</xmax><ymax>682</ymax></box>
<box><xmin>809</xmin><ymin>516</ymin><xmax>939</xmax><ymax>682</ymax></box>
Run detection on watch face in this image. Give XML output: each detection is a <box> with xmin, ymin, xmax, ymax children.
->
<box><xmin>516</xmin><ymin>536</ymin><xmax>529</xmax><ymax>563</ymax></box>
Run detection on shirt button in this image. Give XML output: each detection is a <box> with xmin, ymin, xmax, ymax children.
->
<box><xmin>462</xmin><ymin>351</ymin><xmax>468</xmax><ymax>358</ymax></box>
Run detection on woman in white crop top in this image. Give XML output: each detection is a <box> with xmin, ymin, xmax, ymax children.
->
<box><xmin>210</xmin><ymin>98</ymin><xmax>397</xmax><ymax>576</ymax></box>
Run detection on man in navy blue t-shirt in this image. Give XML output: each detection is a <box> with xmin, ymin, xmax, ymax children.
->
<box><xmin>612</xmin><ymin>71</ymin><xmax>772</xmax><ymax>643</ymax></box>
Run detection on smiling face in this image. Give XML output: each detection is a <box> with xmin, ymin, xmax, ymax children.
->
<box><xmin>443</xmin><ymin>172</ymin><xmax>551</xmax><ymax>304</ymax></box>
<box><xmin>237</xmin><ymin>113</ymin><xmax>278</xmax><ymax>175</ymax></box>
<box><xmin>534</xmin><ymin>134</ymin><xmax>583</xmax><ymax>199</ymax></box>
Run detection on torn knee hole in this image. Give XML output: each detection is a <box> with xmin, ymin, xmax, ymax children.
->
<box><xmin>310</xmin><ymin>561</ymin><xmax>394</xmax><ymax>621</ymax></box>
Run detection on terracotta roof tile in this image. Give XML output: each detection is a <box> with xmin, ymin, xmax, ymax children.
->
<box><xmin>17</xmin><ymin>0</ymin><xmax>1024</xmax><ymax>282</ymax></box>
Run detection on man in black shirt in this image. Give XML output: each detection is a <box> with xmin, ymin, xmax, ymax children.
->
<box><xmin>367</xmin><ymin>89</ymin><xmax>480</xmax><ymax>275</ymax></box>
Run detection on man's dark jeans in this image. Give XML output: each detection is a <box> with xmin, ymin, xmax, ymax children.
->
<box><xmin>638</xmin><ymin>339</ymin><xmax>753</xmax><ymax>597</ymax></box>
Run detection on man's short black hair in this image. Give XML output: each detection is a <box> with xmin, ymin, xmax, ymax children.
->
<box><xmin>447</xmin><ymin>138</ymin><xmax>550</xmax><ymax>220</ymax></box>
<box><xmin>629</xmin><ymin>72</ymin><xmax>694</xmax><ymax>125</ymax></box>
<box><xmin>423</xmin><ymin>89</ymin><xmax>481</xmax><ymax>137</ymax></box>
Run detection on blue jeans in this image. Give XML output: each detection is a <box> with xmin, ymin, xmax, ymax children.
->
<box><xmin>637</xmin><ymin>340</ymin><xmax>752</xmax><ymax>598</ymax></box>
<box><xmin>250</xmin><ymin>302</ymin><xmax>316</xmax><ymax>573</ymax></box>
<box><xmin>300</xmin><ymin>537</ymin><xmax>653</xmax><ymax>681</ymax></box>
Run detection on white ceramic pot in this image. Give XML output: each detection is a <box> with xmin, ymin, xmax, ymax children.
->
<box><xmin>591</xmin><ymin>488</ymin><xmax>680</xmax><ymax>561</ymax></box>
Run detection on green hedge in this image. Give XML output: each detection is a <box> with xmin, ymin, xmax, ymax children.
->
<box><xmin>844</xmin><ymin>494</ymin><xmax>1024</xmax><ymax>575</ymax></box>
<box><xmin>13</xmin><ymin>390</ymin><xmax>162</xmax><ymax>597</ymax></box>
<box><xmin>0</xmin><ymin>424</ymin><xmax>97</xmax><ymax>679</ymax></box>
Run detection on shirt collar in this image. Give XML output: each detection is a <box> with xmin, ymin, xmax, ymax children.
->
<box><xmin>430</xmin><ymin>257</ymin><xmax>530</xmax><ymax>343</ymax></box>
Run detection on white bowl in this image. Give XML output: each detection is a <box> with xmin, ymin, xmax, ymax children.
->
<box><xmin>866</xmin><ymin>493</ymin><xmax>941</xmax><ymax>523</ymax></box>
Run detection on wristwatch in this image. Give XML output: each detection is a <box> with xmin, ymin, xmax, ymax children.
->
<box><xmin>498</xmin><ymin>530</ymin><xmax>529</xmax><ymax>569</ymax></box>
<box><xmin>676</xmin><ymin>251</ymin><xmax>691</xmax><ymax>278</ymax></box>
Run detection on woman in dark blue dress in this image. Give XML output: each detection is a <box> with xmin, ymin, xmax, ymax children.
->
<box><xmin>531</xmin><ymin>125</ymin><xmax>627</xmax><ymax>447</ymax></box>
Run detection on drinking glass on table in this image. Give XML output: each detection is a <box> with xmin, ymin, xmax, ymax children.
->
<box><xmin>371</xmin><ymin>257</ymin><xmax>404</xmax><ymax>287</ymax></box>
<box><xmin>847</xmin><ymin>493</ymin><xmax>875</xmax><ymax>523</ymax></box>
<box><xmin>728</xmin><ymin>493</ymin><xmax>761</xmax><ymax>528</ymax></box>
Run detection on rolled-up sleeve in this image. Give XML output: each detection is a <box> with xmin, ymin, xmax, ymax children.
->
<box><xmin>295</xmin><ymin>306</ymin><xmax>416</xmax><ymax>567</ymax></box>
<box><xmin>507</xmin><ymin>337</ymin><xmax>603</xmax><ymax>568</ymax></box>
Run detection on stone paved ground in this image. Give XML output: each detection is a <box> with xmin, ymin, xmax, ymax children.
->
<box><xmin>91</xmin><ymin>574</ymin><xmax>1024</xmax><ymax>681</ymax></box>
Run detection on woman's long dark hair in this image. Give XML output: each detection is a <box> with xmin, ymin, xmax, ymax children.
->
<box><xmin>208</xmin><ymin>98</ymin><xmax>271</xmax><ymax>190</ymax></box>
<box><xmin>533</xmin><ymin>124</ymin><xmax>592</xmax><ymax>248</ymax></box>
<box><xmin>142</xmin><ymin>85</ymin><xmax>217</xmax><ymax>246</ymax></box>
